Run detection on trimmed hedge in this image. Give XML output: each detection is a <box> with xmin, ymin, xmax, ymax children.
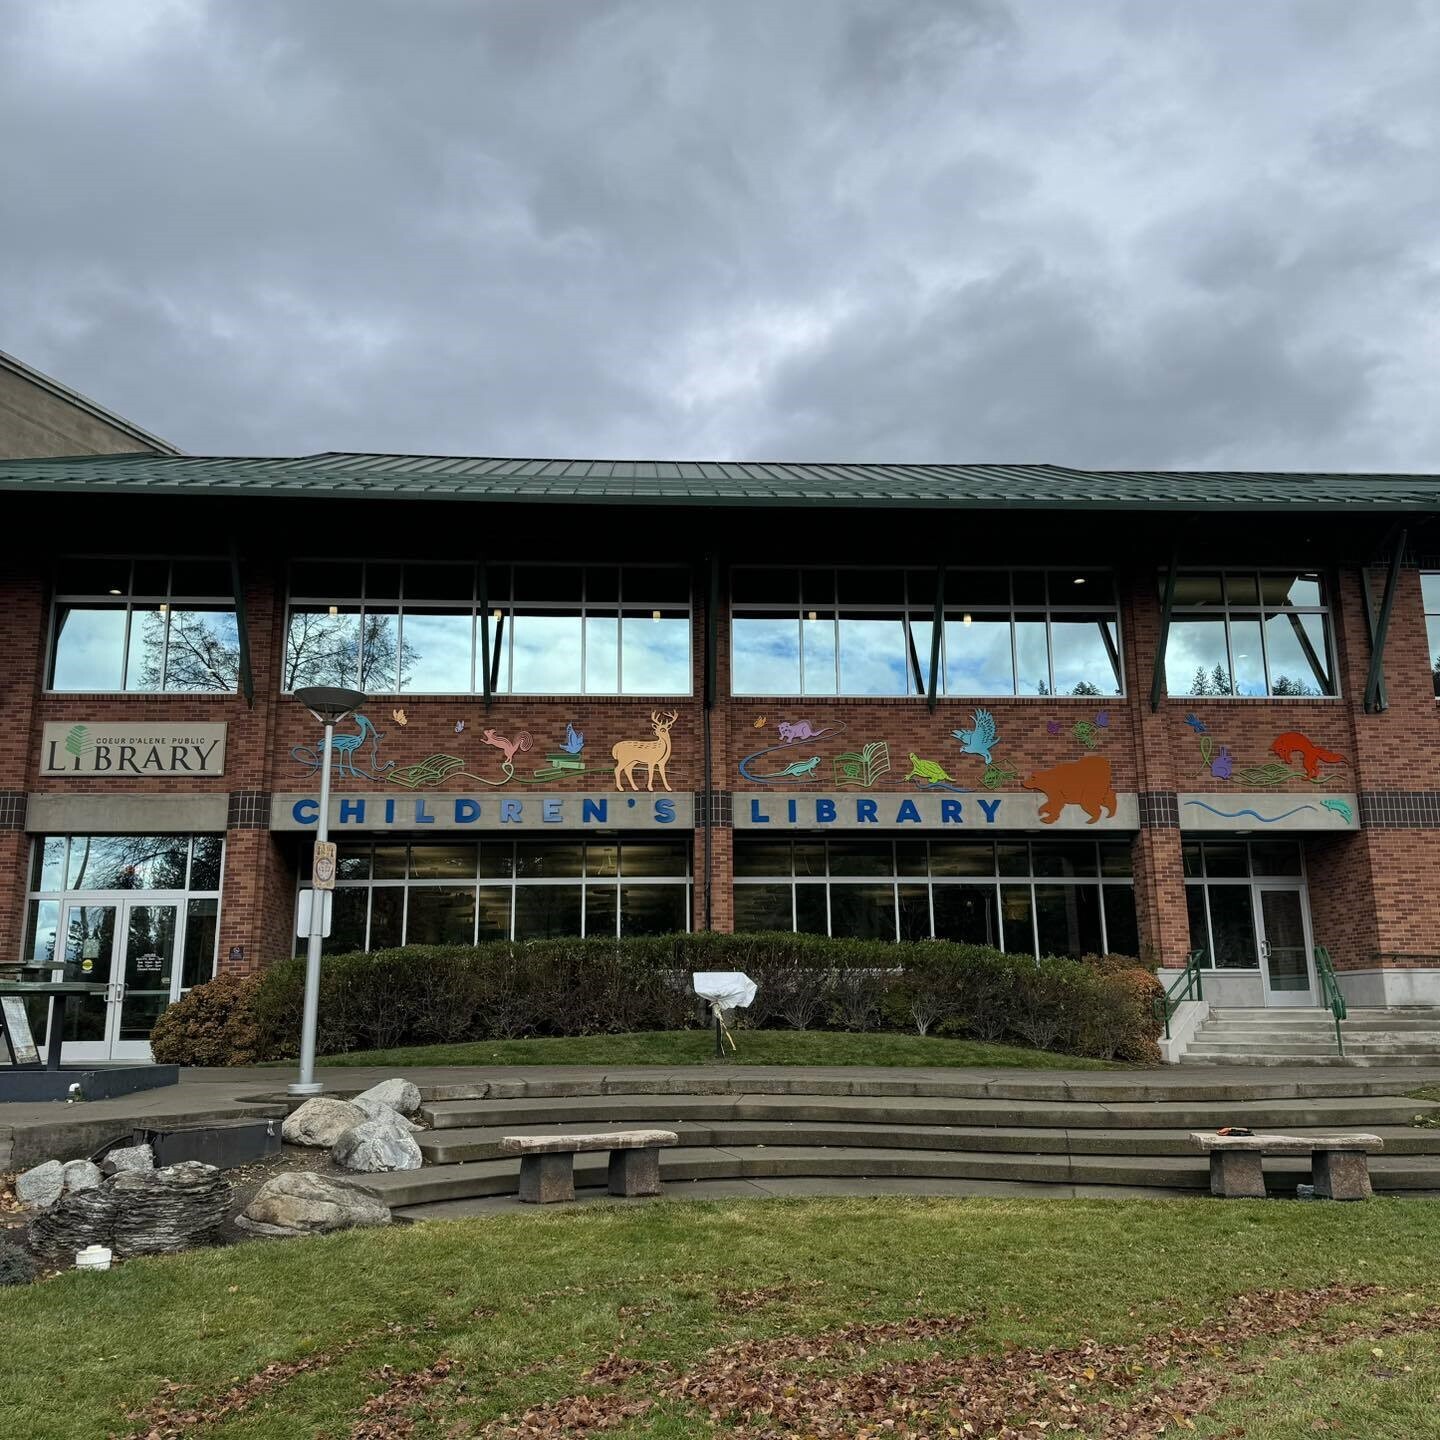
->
<box><xmin>152</xmin><ymin>934</ymin><xmax>1161</xmax><ymax>1067</ymax></box>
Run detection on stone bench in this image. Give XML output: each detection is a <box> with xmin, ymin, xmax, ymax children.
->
<box><xmin>499</xmin><ymin>1130</ymin><xmax>680</xmax><ymax>1204</ymax></box>
<box><xmin>1190</xmin><ymin>1132</ymin><xmax>1383</xmax><ymax>1201</ymax></box>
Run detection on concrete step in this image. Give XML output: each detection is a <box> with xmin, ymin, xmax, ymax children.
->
<box><xmin>420</xmin><ymin>1091</ymin><xmax>1440</xmax><ymax>1133</ymax></box>
<box><xmin>418</xmin><ymin>1118</ymin><xmax>1440</xmax><ymax>1165</ymax></box>
<box><xmin>361</xmin><ymin>1144</ymin><xmax>1440</xmax><ymax>1211</ymax></box>
<box><xmin>1209</xmin><ymin>1019</ymin><xmax>1440</xmax><ymax>1031</ymax></box>
<box><xmin>1209</xmin><ymin>1009</ymin><xmax>1440</xmax><ymax>1020</ymax></box>
<box><xmin>1182</xmin><ymin>1053</ymin><xmax>1440</xmax><ymax>1068</ymax></box>
<box><xmin>1186</xmin><ymin>1048</ymin><xmax>1440</xmax><ymax>1059</ymax></box>
<box><xmin>408</xmin><ymin>1071</ymin><xmax>1440</xmax><ymax>1112</ymax></box>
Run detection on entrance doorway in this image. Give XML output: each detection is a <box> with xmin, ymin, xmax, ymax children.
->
<box><xmin>1255</xmin><ymin>883</ymin><xmax>1316</xmax><ymax>1007</ymax></box>
<box><xmin>55</xmin><ymin>897</ymin><xmax>185</xmax><ymax>1061</ymax></box>
<box><xmin>1183</xmin><ymin>840</ymin><xmax>1318</xmax><ymax>1007</ymax></box>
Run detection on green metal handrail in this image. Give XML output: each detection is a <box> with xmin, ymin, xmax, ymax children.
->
<box><xmin>1153</xmin><ymin>949</ymin><xmax>1206</xmax><ymax>1040</ymax></box>
<box><xmin>1314</xmin><ymin>946</ymin><xmax>1348</xmax><ymax>1057</ymax></box>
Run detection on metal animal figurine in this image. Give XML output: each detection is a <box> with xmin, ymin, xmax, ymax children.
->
<box><xmin>1071</xmin><ymin>720</ymin><xmax>1100</xmax><ymax>750</ymax></box>
<box><xmin>773</xmin><ymin>755</ymin><xmax>821</xmax><ymax>778</ymax></box>
<box><xmin>391</xmin><ymin>708</ymin><xmax>408</xmax><ymax>727</ymax></box>
<box><xmin>292</xmin><ymin>712</ymin><xmax>393</xmax><ymax>779</ymax></box>
<box><xmin>613</xmin><ymin>710</ymin><xmax>678</xmax><ymax>792</ymax></box>
<box><xmin>905</xmin><ymin>754</ymin><xmax>958</xmax><ymax>786</ymax></box>
<box><xmin>778</xmin><ymin>720</ymin><xmax>816</xmax><ymax>744</ymax></box>
<box><xmin>560</xmin><ymin>722</ymin><xmax>585</xmax><ymax>755</ymax></box>
<box><xmin>454</xmin><ymin>720</ymin><xmax>466</xmax><ymax>735</ymax></box>
<box><xmin>1184</xmin><ymin>713</ymin><xmax>1207</xmax><ymax>734</ymax></box>
<box><xmin>753</xmin><ymin>715</ymin><xmax>767</xmax><ymax>729</ymax></box>
<box><xmin>951</xmin><ymin>708</ymin><xmax>998</xmax><ymax>764</ymax></box>
<box><xmin>481</xmin><ymin>728</ymin><xmax>532</xmax><ymax>766</ymax></box>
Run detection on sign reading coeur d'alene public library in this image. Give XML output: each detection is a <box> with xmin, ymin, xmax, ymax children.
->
<box><xmin>271</xmin><ymin>791</ymin><xmax>691</xmax><ymax>832</ymax></box>
<box><xmin>40</xmin><ymin>722</ymin><xmax>227</xmax><ymax>777</ymax></box>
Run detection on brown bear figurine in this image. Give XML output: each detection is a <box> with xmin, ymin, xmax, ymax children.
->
<box><xmin>1022</xmin><ymin>754</ymin><xmax>1117</xmax><ymax>824</ymax></box>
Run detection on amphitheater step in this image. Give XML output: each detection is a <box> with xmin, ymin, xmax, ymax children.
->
<box><xmin>418</xmin><ymin>1118</ymin><xmax>1440</xmax><ymax>1165</ymax></box>
<box><xmin>362</xmin><ymin>1144</ymin><xmax>1440</xmax><ymax>1213</ymax></box>
<box><xmin>420</xmin><ymin>1091</ymin><xmax>1440</xmax><ymax>1134</ymax></box>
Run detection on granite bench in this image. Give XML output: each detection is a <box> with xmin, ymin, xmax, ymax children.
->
<box><xmin>1190</xmin><ymin>1132</ymin><xmax>1383</xmax><ymax>1201</ymax></box>
<box><xmin>500</xmin><ymin>1130</ymin><xmax>680</xmax><ymax>1204</ymax></box>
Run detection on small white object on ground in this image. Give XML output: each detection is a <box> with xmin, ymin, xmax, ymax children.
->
<box><xmin>75</xmin><ymin>1245</ymin><xmax>112</xmax><ymax>1271</ymax></box>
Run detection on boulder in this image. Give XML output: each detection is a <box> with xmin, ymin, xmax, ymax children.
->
<box><xmin>109</xmin><ymin>1162</ymin><xmax>232</xmax><ymax>1257</ymax></box>
<box><xmin>102</xmin><ymin>1143</ymin><xmax>154</xmax><ymax>1176</ymax></box>
<box><xmin>283</xmin><ymin>1097</ymin><xmax>367</xmax><ymax>1148</ymax></box>
<box><xmin>352</xmin><ymin>1093</ymin><xmax>423</xmax><ymax>1129</ymax></box>
<box><xmin>332</xmin><ymin>1110</ymin><xmax>423</xmax><ymax>1173</ymax></box>
<box><xmin>351</xmin><ymin>1078</ymin><xmax>422</xmax><ymax>1117</ymax></box>
<box><xmin>16</xmin><ymin>1160</ymin><xmax>65</xmax><ymax>1210</ymax></box>
<box><xmin>29</xmin><ymin>1185</ymin><xmax>119</xmax><ymax>1260</ymax></box>
<box><xmin>62</xmin><ymin>1159</ymin><xmax>103</xmax><ymax>1194</ymax></box>
<box><xmin>235</xmin><ymin>1172</ymin><xmax>391</xmax><ymax>1237</ymax></box>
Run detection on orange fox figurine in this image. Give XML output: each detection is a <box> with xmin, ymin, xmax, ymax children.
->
<box><xmin>1270</xmin><ymin>731</ymin><xmax>1345</xmax><ymax>780</ymax></box>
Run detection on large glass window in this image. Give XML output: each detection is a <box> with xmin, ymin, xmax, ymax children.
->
<box><xmin>1163</xmin><ymin>571</ymin><xmax>1335</xmax><ymax>698</ymax></box>
<box><xmin>1183</xmin><ymin>839</ymin><xmax>1306</xmax><ymax>969</ymax></box>
<box><xmin>1423</xmin><ymin>573</ymin><xmax>1440</xmax><ymax>699</ymax></box>
<box><xmin>22</xmin><ymin>835</ymin><xmax>225</xmax><ymax>1041</ymax></box>
<box><xmin>732</xmin><ymin>567</ymin><xmax>1121</xmax><ymax>697</ymax></box>
<box><xmin>297</xmin><ymin>838</ymin><xmax>691</xmax><ymax>950</ymax></box>
<box><xmin>284</xmin><ymin>562</ymin><xmax>690</xmax><ymax>696</ymax></box>
<box><xmin>50</xmin><ymin>559</ymin><xmax>238</xmax><ymax>693</ymax></box>
<box><xmin>733</xmin><ymin>837</ymin><xmax>1136</xmax><ymax>957</ymax></box>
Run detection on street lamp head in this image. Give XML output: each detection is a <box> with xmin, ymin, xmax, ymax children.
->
<box><xmin>294</xmin><ymin>685</ymin><xmax>368</xmax><ymax>725</ymax></box>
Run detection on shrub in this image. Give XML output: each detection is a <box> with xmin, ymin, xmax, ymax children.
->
<box><xmin>0</xmin><ymin>1238</ymin><xmax>38</xmax><ymax>1287</ymax></box>
<box><xmin>154</xmin><ymin>934</ymin><xmax>1159</xmax><ymax>1066</ymax></box>
<box><xmin>149</xmin><ymin>973</ymin><xmax>270</xmax><ymax>1066</ymax></box>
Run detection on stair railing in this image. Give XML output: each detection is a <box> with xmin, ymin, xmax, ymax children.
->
<box><xmin>1314</xmin><ymin>945</ymin><xmax>1348</xmax><ymax>1057</ymax></box>
<box><xmin>1154</xmin><ymin>948</ymin><xmax>1206</xmax><ymax>1041</ymax></box>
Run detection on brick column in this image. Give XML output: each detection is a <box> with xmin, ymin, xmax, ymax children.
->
<box><xmin>693</xmin><ymin>793</ymin><xmax>734</xmax><ymax>934</ymax></box>
<box><xmin>220</xmin><ymin>792</ymin><xmax>296</xmax><ymax>975</ymax></box>
<box><xmin>1132</xmin><ymin>823</ymin><xmax>1190</xmax><ymax>969</ymax></box>
<box><xmin>0</xmin><ymin>562</ymin><xmax>45</xmax><ymax>962</ymax></box>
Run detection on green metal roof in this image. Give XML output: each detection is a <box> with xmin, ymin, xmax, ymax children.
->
<box><xmin>1</xmin><ymin>451</ymin><xmax>1438</xmax><ymax>512</ymax></box>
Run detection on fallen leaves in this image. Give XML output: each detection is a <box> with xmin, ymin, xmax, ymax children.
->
<box><xmin>481</xmin><ymin>1284</ymin><xmax>1440</xmax><ymax>1440</ymax></box>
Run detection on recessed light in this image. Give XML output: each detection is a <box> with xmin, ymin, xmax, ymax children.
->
<box><xmin>1073</xmin><ymin>577</ymin><xmax>1086</xmax><ymax>585</ymax></box>
<box><xmin>962</xmin><ymin>613</ymin><xmax>973</xmax><ymax>627</ymax></box>
<box><xmin>107</xmin><ymin>588</ymin><xmax>122</xmax><ymax>596</ymax></box>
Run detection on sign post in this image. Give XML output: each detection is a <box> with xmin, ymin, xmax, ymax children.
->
<box><xmin>290</xmin><ymin>687</ymin><xmax>366</xmax><ymax>1097</ymax></box>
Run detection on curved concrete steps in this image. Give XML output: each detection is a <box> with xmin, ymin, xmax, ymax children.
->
<box><xmin>343</xmin><ymin>1073</ymin><xmax>1440</xmax><ymax>1217</ymax></box>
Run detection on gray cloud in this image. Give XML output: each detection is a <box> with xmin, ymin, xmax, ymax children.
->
<box><xmin>1</xmin><ymin>0</ymin><xmax>1437</xmax><ymax>469</ymax></box>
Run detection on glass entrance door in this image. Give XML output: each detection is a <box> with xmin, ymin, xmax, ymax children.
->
<box><xmin>1255</xmin><ymin>884</ymin><xmax>1316</xmax><ymax>1007</ymax></box>
<box><xmin>57</xmin><ymin>898</ymin><xmax>182</xmax><ymax>1061</ymax></box>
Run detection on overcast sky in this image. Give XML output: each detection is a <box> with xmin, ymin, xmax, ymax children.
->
<box><xmin>3</xmin><ymin>0</ymin><xmax>1438</xmax><ymax>469</ymax></box>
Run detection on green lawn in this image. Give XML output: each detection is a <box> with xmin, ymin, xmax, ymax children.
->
<box><xmin>4</xmin><ymin>1198</ymin><xmax>1439</xmax><ymax>1438</ymax></box>
<box><xmin>297</xmin><ymin>1028</ymin><xmax>1121</xmax><ymax>1070</ymax></box>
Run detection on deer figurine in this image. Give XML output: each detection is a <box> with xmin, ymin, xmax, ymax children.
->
<box><xmin>612</xmin><ymin>710</ymin><xmax>678</xmax><ymax>792</ymax></box>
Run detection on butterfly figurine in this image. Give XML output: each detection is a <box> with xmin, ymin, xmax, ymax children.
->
<box><xmin>1183</xmin><ymin>712</ymin><xmax>1207</xmax><ymax>734</ymax></box>
<box><xmin>391</xmin><ymin>709</ymin><xmax>408</xmax><ymax>727</ymax></box>
<box><xmin>454</xmin><ymin>720</ymin><xmax>466</xmax><ymax>735</ymax></box>
<box><xmin>753</xmin><ymin>715</ymin><xmax>767</xmax><ymax>729</ymax></box>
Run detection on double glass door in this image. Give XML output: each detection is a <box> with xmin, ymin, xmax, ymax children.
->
<box><xmin>55</xmin><ymin>896</ymin><xmax>183</xmax><ymax>1061</ymax></box>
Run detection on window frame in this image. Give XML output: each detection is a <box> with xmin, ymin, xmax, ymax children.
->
<box><xmin>1421</xmin><ymin>570</ymin><xmax>1440</xmax><ymax>700</ymax></box>
<box><xmin>295</xmin><ymin>837</ymin><xmax>693</xmax><ymax>947</ymax></box>
<box><xmin>732</xmin><ymin>836</ymin><xmax>1135</xmax><ymax>955</ymax></box>
<box><xmin>1163</xmin><ymin>568</ymin><xmax>1337</xmax><ymax>701</ymax></box>
<box><xmin>23</xmin><ymin>834</ymin><xmax>225</xmax><ymax>993</ymax></box>
<box><xmin>283</xmin><ymin>560</ymin><xmax>693</xmax><ymax>698</ymax></box>
<box><xmin>1182</xmin><ymin>838</ymin><xmax>1310</xmax><ymax>971</ymax></box>
<box><xmin>47</xmin><ymin>556</ymin><xmax>239</xmax><ymax>695</ymax></box>
<box><xmin>729</xmin><ymin>565</ymin><xmax>1124</xmax><ymax>699</ymax></box>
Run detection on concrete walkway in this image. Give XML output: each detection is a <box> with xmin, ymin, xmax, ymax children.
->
<box><xmin>7</xmin><ymin>1060</ymin><xmax>1440</xmax><ymax>1171</ymax></box>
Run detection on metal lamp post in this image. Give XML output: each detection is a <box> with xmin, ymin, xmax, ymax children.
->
<box><xmin>290</xmin><ymin>684</ymin><xmax>367</xmax><ymax>1096</ymax></box>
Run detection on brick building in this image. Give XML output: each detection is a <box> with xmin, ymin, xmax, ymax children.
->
<box><xmin>2</xmin><ymin>451</ymin><xmax>1438</xmax><ymax>1060</ymax></box>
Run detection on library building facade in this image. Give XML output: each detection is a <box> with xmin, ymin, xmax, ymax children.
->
<box><xmin>3</xmin><ymin>451</ymin><xmax>1440</xmax><ymax>1060</ymax></box>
